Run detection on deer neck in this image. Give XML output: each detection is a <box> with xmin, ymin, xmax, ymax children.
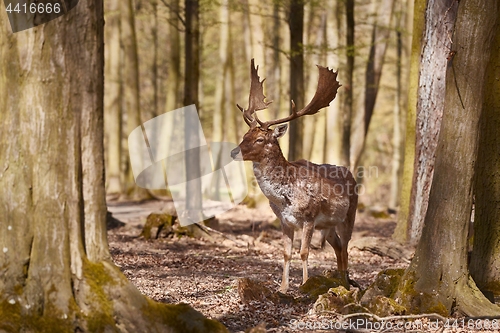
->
<box><xmin>252</xmin><ymin>146</ymin><xmax>292</xmax><ymax>203</ymax></box>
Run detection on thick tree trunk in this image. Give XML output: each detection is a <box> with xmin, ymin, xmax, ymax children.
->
<box><xmin>0</xmin><ymin>1</ymin><xmax>226</xmax><ymax>331</ymax></box>
<box><xmin>470</xmin><ymin>24</ymin><xmax>500</xmax><ymax>295</ymax></box>
<box><xmin>404</xmin><ymin>0</ymin><xmax>457</xmax><ymax>243</ymax></box>
<box><xmin>104</xmin><ymin>0</ymin><xmax>123</xmax><ymax>195</ymax></box>
<box><xmin>395</xmin><ymin>0</ymin><xmax>500</xmax><ymax>316</ymax></box>
<box><xmin>392</xmin><ymin>0</ymin><xmax>424</xmax><ymax>243</ymax></box>
<box><xmin>288</xmin><ymin>0</ymin><xmax>305</xmax><ymax>162</ymax></box>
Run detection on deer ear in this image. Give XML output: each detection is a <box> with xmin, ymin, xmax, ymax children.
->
<box><xmin>273</xmin><ymin>124</ymin><xmax>288</xmax><ymax>139</ymax></box>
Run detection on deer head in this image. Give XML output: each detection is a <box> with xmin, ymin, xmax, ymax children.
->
<box><xmin>231</xmin><ymin>59</ymin><xmax>341</xmax><ymax>163</ymax></box>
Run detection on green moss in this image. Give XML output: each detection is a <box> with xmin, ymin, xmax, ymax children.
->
<box><xmin>313</xmin><ymin>286</ymin><xmax>360</xmax><ymax>314</ymax></box>
<box><xmin>395</xmin><ymin>271</ymin><xmax>448</xmax><ymax>317</ymax></box>
<box><xmin>142</xmin><ymin>213</ymin><xmax>176</xmax><ymax>239</ymax></box>
<box><xmin>143</xmin><ymin>299</ymin><xmax>228</xmax><ymax>333</ymax></box>
<box><xmin>0</xmin><ymin>299</ymin><xmax>73</xmax><ymax>333</ymax></box>
<box><xmin>299</xmin><ymin>275</ymin><xmax>343</xmax><ymax>300</ymax></box>
<box><xmin>82</xmin><ymin>260</ymin><xmax>118</xmax><ymax>332</ymax></box>
<box><xmin>371</xmin><ymin>268</ymin><xmax>405</xmax><ymax>298</ymax></box>
<box><xmin>365</xmin><ymin>296</ymin><xmax>406</xmax><ymax>317</ymax></box>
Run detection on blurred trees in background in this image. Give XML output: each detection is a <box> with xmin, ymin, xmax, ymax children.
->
<box><xmin>103</xmin><ymin>0</ymin><xmax>413</xmax><ymax>207</ymax></box>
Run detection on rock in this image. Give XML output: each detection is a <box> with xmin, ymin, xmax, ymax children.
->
<box><xmin>364</xmin><ymin>295</ymin><xmax>406</xmax><ymax>317</ymax></box>
<box><xmin>313</xmin><ymin>286</ymin><xmax>361</xmax><ymax>314</ymax></box>
<box><xmin>299</xmin><ymin>274</ymin><xmax>345</xmax><ymax>301</ymax></box>
<box><xmin>360</xmin><ymin>268</ymin><xmax>405</xmax><ymax>306</ymax></box>
<box><xmin>141</xmin><ymin>212</ymin><xmax>178</xmax><ymax>240</ymax></box>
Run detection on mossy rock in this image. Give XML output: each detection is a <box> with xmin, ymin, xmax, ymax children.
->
<box><xmin>365</xmin><ymin>295</ymin><xmax>406</xmax><ymax>317</ymax></box>
<box><xmin>360</xmin><ymin>268</ymin><xmax>404</xmax><ymax>306</ymax></box>
<box><xmin>141</xmin><ymin>213</ymin><xmax>176</xmax><ymax>239</ymax></box>
<box><xmin>313</xmin><ymin>286</ymin><xmax>360</xmax><ymax>314</ymax></box>
<box><xmin>299</xmin><ymin>274</ymin><xmax>346</xmax><ymax>301</ymax></box>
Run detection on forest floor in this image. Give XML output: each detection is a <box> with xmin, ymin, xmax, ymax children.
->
<box><xmin>106</xmin><ymin>199</ymin><xmax>492</xmax><ymax>333</ymax></box>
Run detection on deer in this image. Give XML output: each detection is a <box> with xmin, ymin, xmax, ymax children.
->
<box><xmin>230</xmin><ymin>59</ymin><xmax>358</xmax><ymax>293</ymax></box>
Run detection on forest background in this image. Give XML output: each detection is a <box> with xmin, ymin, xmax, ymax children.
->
<box><xmin>104</xmin><ymin>0</ymin><xmax>409</xmax><ymax>211</ymax></box>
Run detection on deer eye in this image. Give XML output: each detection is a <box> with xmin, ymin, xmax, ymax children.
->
<box><xmin>255</xmin><ymin>138</ymin><xmax>264</xmax><ymax>144</ymax></box>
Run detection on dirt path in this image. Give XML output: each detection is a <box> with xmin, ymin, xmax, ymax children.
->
<box><xmin>107</xmin><ymin>199</ymin><xmax>409</xmax><ymax>332</ymax></box>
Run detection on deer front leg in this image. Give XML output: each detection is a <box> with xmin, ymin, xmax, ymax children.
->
<box><xmin>300</xmin><ymin>221</ymin><xmax>315</xmax><ymax>285</ymax></box>
<box><xmin>280</xmin><ymin>223</ymin><xmax>294</xmax><ymax>293</ymax></box>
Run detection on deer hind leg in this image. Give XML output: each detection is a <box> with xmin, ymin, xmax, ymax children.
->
<box><xmin>280</xmin><ymin>222</ymin><xmax>294</xmax><ymax>293</ymax></box>
<box><xmin>325</xmin><ymin>228</ymin><xmax>349</xmax><ymax>289</ymax></box>
<box><xmin>300</xmin><ymin>221</ymin><xmax>315</xmax><ymax>286</ymax></box>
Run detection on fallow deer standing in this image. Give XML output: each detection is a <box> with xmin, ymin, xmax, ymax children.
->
<box><xmin>231</xmin><ymin>60</ymin><xmax>358</xmax><ymax>292</ymax></box>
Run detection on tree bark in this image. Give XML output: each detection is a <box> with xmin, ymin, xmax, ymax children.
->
<box><xmin>288</xmin><ymin>0</ymin><xmax>305</xmax><ymax>162</ymax></box>
<box><xmin>341</xmin><ymin>0</ymin><xmax>354</xmax><ymax>167</ymax></box>
<box><xmin>404</xmin><ymin>0</ymin><xmax>457</xmax><ymax>243</ymax></box>
<box><xmin>395</xmin><ymin>0</ymin><xmax>500</xmax><ymax>316</ymax></box>
<box><xmin>104</xmin><ymin>0</ymin><xmax>123</xmax><ymax>195</ymax></box>
<box><xmin>470</xmin><ymin>22</ymin><xmax>500</xmax><ymax>295</ymax></box>
<box><xmin>183</xmin><ymin>0</ymin><xmax>203</xmax><ymax>222</ymax></box>
<box><xmin>389</xmin><ymin>0</ymin><xmax>411</xmax><ymax>209</ymax></box>
<box><xmin>165</xmin><ymin>0</ymin><xmax>182</xmax><ymax>113</ymax></box>
<box><xmin>0</xmin><ymin>1</ymin><xmax>227</xmax><ymax>331</ymax></box>
<box><xmin>392</xmin><ymin>0</ymin><xmax>424</xmax><ymax>243</ymax></box>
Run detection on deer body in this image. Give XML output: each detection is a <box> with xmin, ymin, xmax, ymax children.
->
<box><xmin>231</xmin><ymin>60</ymin><xmax>357</xmax><ymax>292</ymax></box>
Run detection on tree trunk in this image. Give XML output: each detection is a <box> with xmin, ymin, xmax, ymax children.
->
<box><xmin>152</xmin><ymin>0</ymin><xmax>159</xmax><ymax>118</ymax></box>
<box><xmin>305</xmin><ymin>10</ymin><xmax>327</xmax><ymax>162</ymax></box>
<box><xmin>403</xmin><ymin>0</ymin><xmax>458</xmax><ymax>243</ymax></box>
<box><xmin>121</xmin><ymin>0</ymin><xmax>150</xmax><ymax>199</ymax></box>
<box><xmin>0</xmin><ymin>1</ymin><xmax>227</xmax><ymax>331</ymax></box>
<box><xmin>324</xmin><ymin>0</ymin><xmax>343</xmax><ymax>165</ymax></box>
<box><xmin>388</xmin><ymin>0</ymin><xmax>410</xmax><ymax>209</ymax></box>
<box><xmin>104</xmin><ymin>0</ymin><xmax>123</xmax><ymax>195</ymax></box>
<box><xmin>341</xmin><ymin>0</ymin><xmax>354</xmax><ymax>167</ymax></box>
<box><xmin>183</xmin><ymin>0</ymin><xmax>203</xmax><ymax>223</ymax></box>
<box><xmin>392</xmin><ymin>0</ymin><xmax>424</xmax><ymax>243</ymax></box>
<box><xmin>395</xmin><ymin>0</ymin><xmax>500</xmax><ymax>316</ymax></box>
<box><xmin>470</xmin><ymin>22</ymin><xmax>500</xmax><ymax>295</ymax></box>
<box><xmin>288</xmin><ymin>0</ymin><xmax>305</xmax><ymax>162</ymax></box>
<box><xmin>165</xmin><ymin>0</ymin><xmax>182</xmax><ymax>113</ymax></box>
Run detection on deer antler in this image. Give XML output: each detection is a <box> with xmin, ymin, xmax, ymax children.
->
<box><xmin>260</xmin><ymin>65</ymin><xmax>341</xmax><ymax>129</ymax></box>
<box><xmin>236</xmin><ymin>59</ymin><xmax>272</xmax><ymax>128</ymax></box>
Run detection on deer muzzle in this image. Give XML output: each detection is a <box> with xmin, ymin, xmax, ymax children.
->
<box><xmin>231</xmin><ymin>146</ymin><xmax>243</xmax><ymax>161</ymax></box>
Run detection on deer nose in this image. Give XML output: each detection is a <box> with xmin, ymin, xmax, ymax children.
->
<box><xmin>231</xmin><ymin>147</ymin><xmax>242</xmax><ymax>160</ymax></box>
